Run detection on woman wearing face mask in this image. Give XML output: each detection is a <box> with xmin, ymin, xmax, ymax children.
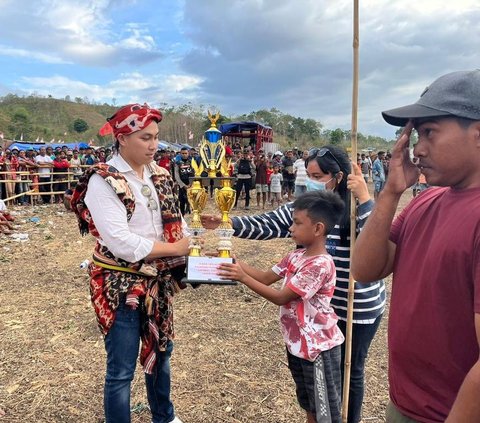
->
<box><xmin>201</xmin><ymin>145</ymin><xmax>384</xmax><ymax>423</ymax></box>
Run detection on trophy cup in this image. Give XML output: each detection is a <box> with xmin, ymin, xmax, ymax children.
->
<box><xmin>183</xmin><ymin>111</ymin><xmax>237</xmax><ymax>285</ymax></box>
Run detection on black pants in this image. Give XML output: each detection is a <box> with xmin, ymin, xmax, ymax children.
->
<box><xmin>178</xmin><ymin>187</ymin><xmax>190</xmax><ymax>215</ymax></box>
<box><xmin>39</xmin><ymin>177</ymin><xmax>52</xmax><ymax>204</ymax></box>
<box><xmin>235</xmin><ymin>178</ymin><xmax>251</xmax><ymax>207</ymax></box>
<box><xmin>337</xmin><ymin>315</ymin><xmax>383</xmax><ymax>423</ymax></box>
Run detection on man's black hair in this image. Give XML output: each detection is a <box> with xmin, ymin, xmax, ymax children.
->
<box><xmin>292</xmin><ymin>190</ymin><xmax>345</xmax><ymax>235</ymax></box>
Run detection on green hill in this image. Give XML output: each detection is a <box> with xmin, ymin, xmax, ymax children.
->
<box><xmin>0</xmin><ymin>94</ymin><xmax>117</xmax><ymax>143</ymax></box>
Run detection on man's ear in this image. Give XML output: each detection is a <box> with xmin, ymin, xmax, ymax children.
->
<box><xmin>471</xmin><ymin>121</ymin><xmax>480</xmax><ymax>147</ymax></box>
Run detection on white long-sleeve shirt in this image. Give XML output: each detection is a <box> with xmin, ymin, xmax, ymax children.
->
<box><xmin>85</xmin><ymin>154</ymin><xmax>188</xmax><ymax>263</ymax></box>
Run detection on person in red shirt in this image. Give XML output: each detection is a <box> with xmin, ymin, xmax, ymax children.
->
<box><xmin>157</xmin><ymin>149</ymin><xmax>172</xmax><ymax>173</ymax></box>
<box><xmin>52</xmin><ymin>151</ymin><xmax>70</xmax><ymax>203</ymax></box>
<box><xmin>352</xmin><ymin>70</ymin><xmax>480</xmax><ymax>423</ymax></box>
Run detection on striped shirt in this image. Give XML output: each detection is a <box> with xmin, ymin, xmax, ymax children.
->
<box><xmin>231</xmin><ymin>200</ymin><xmax>385</xmax><ymax>323</ymax></box>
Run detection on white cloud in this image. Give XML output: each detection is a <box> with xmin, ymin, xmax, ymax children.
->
<box><xmin>0</xmin><ymin>45</ymin><xmax>71</xmax><ymax>64</ymax></box>
<box><xmin>0</xmin><ymin>0</ymin><xmax>162</xmax><ymax>66</ymax></box>
<box><xmin>20</xmin><ymin>72</ymin><xmax>203</xmax><ymax>106</ymax></box>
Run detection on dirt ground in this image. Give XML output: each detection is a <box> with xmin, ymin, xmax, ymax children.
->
<box><xmin>0</xmin><ymin>188</ymin><xmax>412</xmax><ymax>423</ymax></box>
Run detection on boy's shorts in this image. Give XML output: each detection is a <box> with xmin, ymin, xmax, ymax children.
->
<box><xmin>255</xmin><ymin>184</ymin><xmax>268</xmax><ymax>193</ymax></box>
<box><xmin>287</xmin><ymin>345</ymin><xmax>342</xmax><ymax>423</ymax></box>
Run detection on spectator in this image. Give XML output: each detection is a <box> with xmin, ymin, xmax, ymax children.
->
<box><xmin>352</xmin><ymin>69</ymin><xmax>480</xmax><ymax>422</ymax></box>
<box><xmin>233</xmin><ymin>149</ymin><xmax>255</xmax><ymax>210</ymax></box>
<box><xmin>254</xmin><ymin>154</ymin><xmax>268</xmax><ymax>209</ymax></box>
<box><xmin>52</xmin><ymin>151</ymin><xmax>70</xmax><ymax>203</ymax></box>
<box><xmin>157</xmin><ymin>149</ymin><xmax>172</xmax><ymax>173</ymax></box>
<box><xmin>35</xmin><ymin>147</ymin><xmax>54</xmax><ymax>204</ymax></box>
<box><xmin>269</xmin><ymin>164</ymin><xmax>283</xmax><ymax>208</ymax></box>
<box><xmin>82</xmin><ymin>147</ymin><xmax>98</xmax><ymax>166</ymax></box>
<box><xmin>360</xmin><ymin>154</ymin><xmax>371</xmax><ymax>183</ymax></box>
<box><xmin>174</xmin><ymin>147</ymin><xmax>194</xmax><ymax>215</ymax></box>
<box><xmin>372</xmin><ymin>151</ymin><xmax>386</xmax><ymax>200</ymax></box>
<box><xmin>17</xmin><ymin>149</ymin><xmax>36</xmax><ymax>205</ymax></box>
<box><xmin>293</xmin><ymin>150</ymin><xmax>308</xmax><ymax>197</ymax></box>
<box><xmin>69</xmin><ymin>150</ymin><xmax>83</xmax><ymax>183</ymax></box>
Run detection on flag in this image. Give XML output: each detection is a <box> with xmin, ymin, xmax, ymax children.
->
<box><xmin>20</xmin><ymin>133</ymin><xmax>23</xmax><ymax>141</ymax></box>
<box><xmin>88</xmin><ymin>139</ymin><xmax>94</xmax><ymax>146</ymax></box>
<box><xmin>64</xmin><ymin>131</ymin><xmax>68</xmax><ymax>136</ymax></box>
<box><xmin>182</xmin><ymin>122</ymin><xmax>187</xmax><ymax>127</ymax></box>
<box><xmin>0</xmin><ymin>132</ymin><xmax>3</xmax><ymax>139</ymax></box>
<box><xmin>99</xmin><ymin>122</ymin><xmax>113</xmax><ymax>136</ymax></box>
<box><xmin>35</xmin><ymin>137</ymin><xmax>39</xmax><ymax>142</ymax></box>
<box><xmin>188</xmin><ymin>130</ymin><xmax>194</xmax><ymax>140</ymax></box>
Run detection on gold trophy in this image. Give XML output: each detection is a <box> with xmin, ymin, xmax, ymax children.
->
<box><xmin>184</xmin><ymin>111</ymin><xmax>237</xmax><ymax>285</ymax></box>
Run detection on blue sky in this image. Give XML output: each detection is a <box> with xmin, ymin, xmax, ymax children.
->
<box><xmin>0</xmin><ymin>0</ymin><xmax>479</xmax><ymax>138</ymax></box>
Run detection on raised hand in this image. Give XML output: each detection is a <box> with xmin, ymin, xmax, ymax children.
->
<box><xmin>384</xmin><ymin>121</ymin><xmax>420</xmax><ymax>195</ymax></box>
<box><xmin>347</xmin><ymin>162</ymin><xmax>370</xmax><ymax>203</ymax></box>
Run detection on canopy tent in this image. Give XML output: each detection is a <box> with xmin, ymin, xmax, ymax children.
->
<box><xmin>219</xmin><ymin>121</ymin><xmax>273</xmax><ymax>153</ymax></box>
<box><xmin>7</xmin><ymin>141</ymin><xmax>90</xmax><ymax>151</ymax></box>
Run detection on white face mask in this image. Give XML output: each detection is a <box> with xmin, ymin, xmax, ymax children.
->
<box><xmin>305</xmin><ymin>176</ymin><xmax>334</xmax><ymax>192</ymax></box>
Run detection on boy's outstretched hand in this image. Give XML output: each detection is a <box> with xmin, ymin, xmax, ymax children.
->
<box><xmin>218</xmin><ymin>260</ymin><xmax>246</xmax><ymax>283</ymax></box>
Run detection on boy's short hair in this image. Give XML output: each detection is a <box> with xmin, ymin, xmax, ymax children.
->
<box><xmin>292</xmin><ymin>191</ymin><xmax>345</xmax><ymax>234</ymax></box>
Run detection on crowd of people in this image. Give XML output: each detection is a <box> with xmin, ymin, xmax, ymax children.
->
<box><xmin>0</xmin><ymin>144</ymin><xmax>109</xmax><ymax>205</ymax></box>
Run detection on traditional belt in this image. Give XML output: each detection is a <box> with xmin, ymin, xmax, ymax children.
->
<box><xmin>92</xmin><ymin>259</ymin><xmax>144</xmax><ymax>275</ymax></box>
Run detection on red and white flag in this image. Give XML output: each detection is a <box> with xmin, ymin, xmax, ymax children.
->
<box><xmin>0</xmin><ymin>132</ymin><xmax>4</xmax><ymax>139</ymax></box>
<box><xmin>188</xmin><ymin>130</ymin><xmax>194</xmax><ymax>140</ymax></box>
<box><xmin>98</xmin><ymin>122</ymin><xmax>113</xmax><ymax>136</ymax></box>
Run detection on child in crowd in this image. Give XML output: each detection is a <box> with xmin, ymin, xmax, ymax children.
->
<box><xmin>269</xmin><ymin>164</ymin><xmax>283</xmax><ymax>208</ymax></box>
<box><xmin>266</xmin><ymin>160</ymin><xmax>273</xmax><ymax>204</ymax></box>
<box><xmin>218</xmin><ymin>190</ymin><xmax>345</xmax><ymax>423</ymax></box>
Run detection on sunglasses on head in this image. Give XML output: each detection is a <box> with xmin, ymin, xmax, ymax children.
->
<box><xmin>308</xmin><ymin>147</ymin><xmax>344</xmax><ymax>172</ymax></box>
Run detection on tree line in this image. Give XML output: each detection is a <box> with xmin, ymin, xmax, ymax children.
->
<box><xmin>0</xmin><ymin>94</ymin><xmax>393</xmax><ymax>151</ymax></box>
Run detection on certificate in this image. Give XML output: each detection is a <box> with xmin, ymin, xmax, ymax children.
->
<box><xmin>185</xmin><ymin>256</ymin><xmax>237</xmax><ymax>285</ymax></box>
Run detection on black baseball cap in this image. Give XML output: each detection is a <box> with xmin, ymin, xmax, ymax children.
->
<box><xmin>382</xmin><ymin>70</ymin><xmax>480</xmax><ymax>126</ymax></box>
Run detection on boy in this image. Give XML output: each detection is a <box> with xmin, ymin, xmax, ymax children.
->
<box><xmin>218</xmin><ymin>191</ymin><xmax>345</xmax><ymax>423</ymax></box>
<box><xmin>269</xmin><ymin>164</ymin><xmax>283</xmax><ymax>207</ymax></box>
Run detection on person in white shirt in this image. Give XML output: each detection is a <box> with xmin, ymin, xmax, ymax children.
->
<box><xmin>71</xmin><ymin>103</ymin><xmax>189</xmax><ymax>423</ymax></box>
<box><xmin>293</xmin><ymin>150</ymin><xmax>308</xmax><ymax>197</ymax></box>
<box><xmin>35</xmin><ymin>147</ymin><xmax>53</xmax><ymax>204</ymax></box>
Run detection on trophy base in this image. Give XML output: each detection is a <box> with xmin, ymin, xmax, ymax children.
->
<box><xmin>183</xmin><ymin>256</ymin><xmax>237</xmax><ymax>285</ymax></box>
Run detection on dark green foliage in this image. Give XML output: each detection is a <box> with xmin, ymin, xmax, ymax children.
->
<box><xmin>73</xmin><ymin>118</ymin><xmax>89</xmax><ymax>133</ymax></box>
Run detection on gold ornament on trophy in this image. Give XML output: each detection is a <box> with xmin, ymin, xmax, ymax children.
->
<box><xmin>184</xmin><ymin>111</ymin><xmax>237</xmax><ymax>284</ymax></box>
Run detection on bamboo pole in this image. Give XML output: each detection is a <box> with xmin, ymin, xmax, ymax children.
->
<box><xmin>341</xmin><ymin>1</ymin><xmax>359</xmax><ymax>422</ymax></box>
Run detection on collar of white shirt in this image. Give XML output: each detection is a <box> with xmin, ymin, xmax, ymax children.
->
<box><xmin>107</xmin><ymin>153</ymin><xmax>153</xmax><ymax>180</ymax></box>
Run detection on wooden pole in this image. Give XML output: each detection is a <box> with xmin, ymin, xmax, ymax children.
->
<box><xmin>342</xmin><ymin>1</ymin><xmax>359</xmax><ymax>422</ymax></box>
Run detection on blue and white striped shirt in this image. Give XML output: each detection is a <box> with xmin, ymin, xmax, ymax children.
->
<box><xmin>231</xmin><ymin>200</ymin><xmax>385</xmax><ymax>323</ymax></box>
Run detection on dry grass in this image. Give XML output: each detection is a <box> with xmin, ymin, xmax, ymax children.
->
<box><xmin>0</xmin><ymin>189</ymin><xmax>412</xmax><ymax>422</ymax></box>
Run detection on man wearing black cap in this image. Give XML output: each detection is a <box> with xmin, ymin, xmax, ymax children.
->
<box><xmin>351</xmin><ymin>70</ymin><xmax>480</xmax><ymax>422</ymax></box>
